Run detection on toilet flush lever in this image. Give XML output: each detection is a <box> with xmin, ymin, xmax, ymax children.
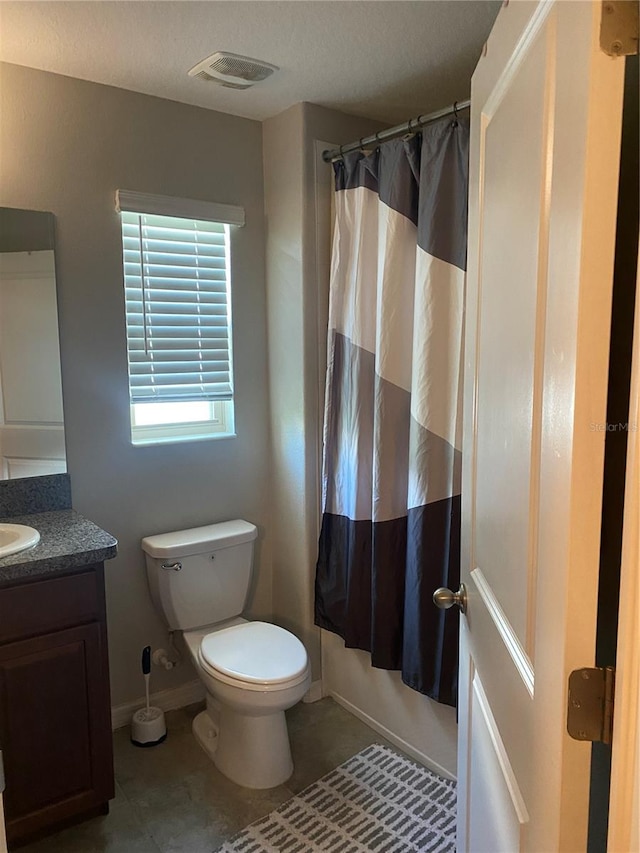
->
<box><xmin>161</xmin><ymin>561</ymin><xmax>182</xmax><ymax>572</ymax></box>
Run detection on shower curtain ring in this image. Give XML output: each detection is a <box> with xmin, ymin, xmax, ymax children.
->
<box><xmin>452</xmin><ymin>101</ymin><xmax>459</xmax><ymax>126</ymax></box>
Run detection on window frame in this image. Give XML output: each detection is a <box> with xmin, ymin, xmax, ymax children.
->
<box><xmin>129</xmin><ymin>399</ymin><xmax>235</xmax><ymax>446</ymax></box>
<box><xmin>116</xmin><ymin>191</ymin><xmax>244</xmax><ymax>447</ymax></box>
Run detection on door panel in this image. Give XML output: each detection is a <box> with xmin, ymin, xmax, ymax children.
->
<box><xmin>459</xmin><ymin>1</ymin><xmax>624</xmax><ymax>850</ymax></box>
<box><xmin>475</xmin><ymin>22</ymin><xmax>548</xmax><ymax>651</ymax></box>
<box><xmin>460</xmin><ymin>624</ymin><xmax>529</xmax><ymax>853</ymax></box>
<box><xmin>469</xmin><ymin>669</ymin><xmax>525</xmax><ymax>852</ymax></box>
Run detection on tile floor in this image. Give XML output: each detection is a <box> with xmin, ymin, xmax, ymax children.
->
<box><xmin>20</xmin><ymin>698</ymin><xmax>394</xmax><ymax>853</ymax></box>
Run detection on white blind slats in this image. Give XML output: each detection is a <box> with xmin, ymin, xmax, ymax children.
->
<box><xmin>124</xmin><ymin>264</ymin><xmax>228</xmax><ymax>279</ymax></box>
<box><xmin>123</xmin><ymin>245</ymin><xmax>226</xmax><ymax>259</ymax></box>
<box><xmin>126</xmin><ymin>322</ymin><xmax>229</xmax><ymax>335</ymax></box>
<box><xmin>123</xmin><ymin>218</ymin><xmax>225</xmax><ymax>233</ymax></box>
<box><xmin>125</xmin><ymin>277</ymin><xmax>227</xmax><ymax>290</ymax></box>
<box><xmin>126</xmin><ymin>331</ymin><xmax>230</xmax><ymax>343</ymax></box>
<box><xmin>127</xmin><ymin>347</ymin><xmax>229</xmax><ymax>359</ymax></box>
<box><xmin>121</xmin><ymin>219</ymin><xmax>225</xmax><ymax>233</ymax></box>
<box><xmin>129</xmin><ymin>360</ymin><xmax>229</xmax><ymax>372</ymax></box>
<box><xmin>125</xmin><ymin>303</ymin><xmax>229</xmax><ymax>317</ymax></box>
<box><xmin>125</xmin><ymin>250</ymin><xmax>227</xmax><ymax>265</ymax></box>
<box><xmin>126</xmin><ymin>331</ymin><xmax>228</xmax><ymax>344</ymax></box>
<box><xmin>130</xmin><ymin>374</ymin><xmax>230</xmax><ymax>386</ymax></box>
<box><xmin>121</xmin><ymin>209</ymin><xmax>234</xmax><ymax>404</ymax></box>
<box><xmin>124</xmin><ymin>289</ymin><xmax>227</xmax><ymax>303</ymax></box>
<box><xmin>129</xmin><ymin>372</ymin><xmax>230</xmax><ymax>384</ymax></box>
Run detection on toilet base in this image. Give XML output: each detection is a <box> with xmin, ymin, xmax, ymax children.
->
<box><xmin>192</xmin><ymin>709</ymin><xmax>219</xmax><ymax>760</ymax></box>
<box><xmin>214</xmin><ymin>705</ymin><xmax>293</xmax><ymax>789</ymax></box>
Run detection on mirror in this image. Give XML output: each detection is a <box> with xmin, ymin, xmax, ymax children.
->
<box><xmin>0</xmin><ymin>207</ymin><xmax>66</xmax><ymax>479</ymax></box>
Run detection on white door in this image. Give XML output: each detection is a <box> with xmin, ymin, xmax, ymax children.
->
<box><xmin>457</xmin><ymin>2</ymin><xmax>625</xmax><ymax>851</ymax></box>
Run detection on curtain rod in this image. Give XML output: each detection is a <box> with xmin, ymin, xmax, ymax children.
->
<box><xmin>322</xmin><ymin>99</ymin><xmax>470</xmax><ymax>163</ymax></box>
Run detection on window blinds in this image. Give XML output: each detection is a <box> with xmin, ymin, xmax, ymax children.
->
<box><xmin>120</xmin><ymin>210</ymin><xmax>234</xmax><ymax>404</ymax></box>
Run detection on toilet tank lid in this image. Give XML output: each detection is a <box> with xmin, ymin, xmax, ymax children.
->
<box><xmin>141</xmin><ymin>519</ymin><xmax>257</xmax><ymax>558</ymax></box>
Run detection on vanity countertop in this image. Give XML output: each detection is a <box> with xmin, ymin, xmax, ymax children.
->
<box><xmin>0</xmin><ymin>509</ymin><xmax>117</xmax><ymax>585</ymax></box>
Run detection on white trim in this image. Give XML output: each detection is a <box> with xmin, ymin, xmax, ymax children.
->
<box><xmin>302</xmin><ymin>679</ymin><xmax>324</xmax><ymax>704</ymax></box>
<box><xmin>328</xmin><ymin>690</ymin><xmax>456</xmax><ymax>782</ymax></box>
<box><xmin>482</xmin><ymin>0</ymin><xmax>554</xmax><ymax>122</ymax></box>
<box><xmin>471</xmin><ymin>567</ymin><xmax>535</xmax><ymax>697</ymax></box>
<box><xmin>472</xmin><ymin>672</ymin><xmax>529</xmax><ymax>825</ymax></box>
<box><xmin>115</xmin><ymin>189</ymin><xmax>245</xmax><ymax>227</ymax></box>
<box><xmin>110</xmin><ymin>679</ymin><xmax>205</xmax><ymax>731</ymax></box>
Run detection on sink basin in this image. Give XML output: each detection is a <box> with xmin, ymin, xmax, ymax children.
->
<box><xmin>0</xmin><ymin>523</ymin><xmax>41</xmax><ymax>558</ymax></box>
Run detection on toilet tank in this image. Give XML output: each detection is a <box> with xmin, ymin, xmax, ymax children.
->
<box><xmin>142</xmin><ymin>520</ymin><xmax>258</xmax><ymax>631</ymax></box>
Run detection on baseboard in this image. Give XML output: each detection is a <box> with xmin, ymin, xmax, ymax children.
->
<box><xmin>329</xmin><ymin>690</ymin><xmax>457</xmax><ymax>781</ymax></box>
<box><xmin>303</xmin><ymin>679</ymin><xmax>324</xmax><ymax>704</ymax></box>
<box><xmin>111</xmin><ymin>679</ymin><xmax>205</xmax><ymax>731</ymax></box>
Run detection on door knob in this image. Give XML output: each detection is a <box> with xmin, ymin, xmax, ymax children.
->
<box><xmin>433</xmin><ymin>583</ymin><xmax>467</xmax><ymax>614</ymax></box>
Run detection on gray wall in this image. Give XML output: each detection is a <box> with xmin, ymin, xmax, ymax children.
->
<box><xmin>0</xmin><ymin>62</ymin><xmax>272</xmax><ymax>706</ymax></box>
<box><xmin>263</xmin><ymin>104</ymin><xmax>386</xmax><ymax>679</ymax></box>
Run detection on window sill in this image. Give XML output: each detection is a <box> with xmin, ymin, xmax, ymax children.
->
<box><xmin>132</xmin><ymin>431</ymin><xmax>237</xmax><ymax>447</ymax></box>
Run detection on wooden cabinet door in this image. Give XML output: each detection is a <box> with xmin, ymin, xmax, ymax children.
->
<box><xmin>0</xmin><ymin>622</ymin><xmax>114</xmax><ymax>843</ymax></box>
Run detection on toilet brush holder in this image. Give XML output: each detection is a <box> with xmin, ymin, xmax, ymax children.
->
<box><xmin>131</xmin><ymin>705</ymin><xmax>167</xmax><ymax>747</ymax></box>
<box><xmin>131</xmin><ymin>645</ymin><xmax>167</xmax><ymax>747</ymax></box>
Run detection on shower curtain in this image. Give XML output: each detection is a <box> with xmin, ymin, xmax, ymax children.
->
<box><xmin>315</xmin><ymin>114</ymin><xmax>469</xmax><ymax>706</ymax></box>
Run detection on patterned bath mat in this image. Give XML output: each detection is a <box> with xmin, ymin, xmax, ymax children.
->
<box><xmin>215</xmin><ymin>743</ymin><xmax>456</xmax><ymax>852</ymax></box>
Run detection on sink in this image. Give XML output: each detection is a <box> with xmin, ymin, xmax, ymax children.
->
<box><xmin>0</xmin><ymin>523</ymin><xmax>41</xmax><ymax>558</ymax></box>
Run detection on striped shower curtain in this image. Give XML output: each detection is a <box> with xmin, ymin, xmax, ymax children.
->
<box><xmin>315</xmin><ymin>115</ymin><xmax>469</xmax><ymax>706</ymax></box>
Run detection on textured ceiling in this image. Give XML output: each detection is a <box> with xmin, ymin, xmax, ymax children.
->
<box><xmin>0</xmin><ymin>1</ymin><xmax>501</xmax><ymax>124</ymax></box>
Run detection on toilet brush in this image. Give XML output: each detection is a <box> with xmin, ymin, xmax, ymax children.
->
<box><xmin>131</xmin><ymin>645</ymin><xmax>167</xmax><ymax>747</ymax></box>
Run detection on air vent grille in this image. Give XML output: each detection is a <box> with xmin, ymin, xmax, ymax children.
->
<box><xmin>188</xmin><ymin>52</ymin><xmax>279</xmax><ymax>89</ymax></box>
<box><xmin>209</xmin><ymin>55</ymin><xmax>274</xmax><ymax>82</ymax></box>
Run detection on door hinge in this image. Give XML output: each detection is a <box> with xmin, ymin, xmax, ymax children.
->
<box><xmin>601</xmin><ymin>1</ymin><xmax>639</xmax><ymax>56</ymax></box>
<box><xmin>567</xmin><ymin>666</ymin><xmax>615</xmax><ymax>745</ymax></box>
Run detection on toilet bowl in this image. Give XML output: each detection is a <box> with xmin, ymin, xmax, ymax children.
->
<box><xmin>183</xmin><ymin>620</ymin><xmax>310</xmax><ymax>788</ymax></box>
<box><xmin>141</xmin><ymin>520</ymin><xmax>311</xmax><ymax>789</ymax></box>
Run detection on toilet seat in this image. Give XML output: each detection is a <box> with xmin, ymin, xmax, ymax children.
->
<box><xmin>198</xmin><ymin>621</ymin><xmax>309</xmax><ymax>691</ymax></box>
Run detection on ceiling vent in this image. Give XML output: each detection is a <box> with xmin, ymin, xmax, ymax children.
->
<box><xmin>188</xmin><ymin>52</ymin><xmax>279</xmax><ymax>89</ymax></box>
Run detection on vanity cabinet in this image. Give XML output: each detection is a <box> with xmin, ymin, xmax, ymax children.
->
<box><xmin>0</xmin><ymin>563</ymin><xmax>114</xmax><ymax>847</ymax></box>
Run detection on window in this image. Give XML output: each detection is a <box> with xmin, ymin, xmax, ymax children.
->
<box><xmin>116</xmin><ymin>191</ymin><xmax>244</xmax><ymax>445</ymax></box>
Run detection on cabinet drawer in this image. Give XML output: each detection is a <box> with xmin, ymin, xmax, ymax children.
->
<box><xmin>0</xmin><ymin>567</ymin><xmax>103</xmax><ymax>644</ymax></box>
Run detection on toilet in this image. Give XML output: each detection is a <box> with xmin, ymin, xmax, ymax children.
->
<box><xmin>141</xmin><ymin>519</ymin><xmax>311</xmax><ymax>789</ymax></box>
